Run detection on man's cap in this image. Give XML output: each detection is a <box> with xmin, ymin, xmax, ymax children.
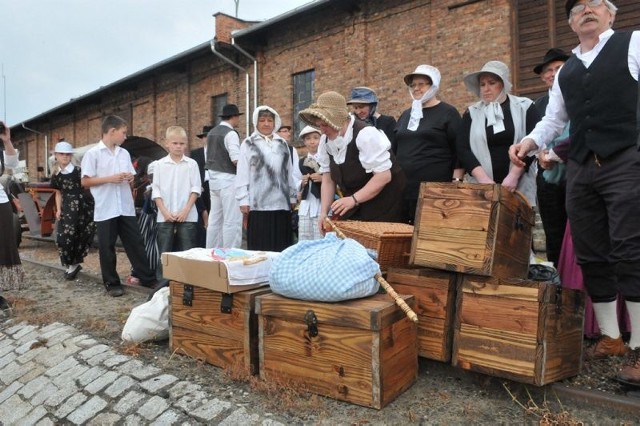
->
<box><xmin>277</xmin><ymin>125</ymin><xmax>292</xmax><ymax>132</ymax></box>
<box><xmin>533</xmin><ymin>48</ymin><xmax>570</xmax><ymax>74</ymax></box>
<box><xmin>219</xmin><ymin>104</ymin><xmax>243</xmax><ymax>118</ymax></box>
<box><xmin>196</xmin><ymin>125</ymin><xmax>213</xmax><ymax>138</ymax></box>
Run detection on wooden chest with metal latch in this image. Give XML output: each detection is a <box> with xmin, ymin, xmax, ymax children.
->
<box><xmin>169</xmin><ymin>281</ymin><xmax>271</xmax><ymax>376</ymax></box>
<box><xmin>255</xmin><ymin>293</ymin><xmax>418</xmax><ymax>409</ymax></box>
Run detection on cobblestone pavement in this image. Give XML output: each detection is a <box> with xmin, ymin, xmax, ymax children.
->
<box><xmin>0</xmin><ymin>321</ymin><xmax>282</xmax><ymax>425</ymax></box>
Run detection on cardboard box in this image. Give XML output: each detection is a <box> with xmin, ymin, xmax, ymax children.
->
<box><xmin>161</xmin><ymin>252</ymin><xmax>268</xmax><ymax>294</ymax></box>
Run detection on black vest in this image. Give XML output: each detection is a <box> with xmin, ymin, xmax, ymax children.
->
<box><xmin>205</xmin><ymin>124</ymin><xmax>236</xmax><ymax>174</ymax></box>
<box><xmin>329</xmin><ymin>120</ymin><xmax>406</xmax><ymax>222</ymax></box>
<box><xmin>559</xmin><ymin>31</ymin><xmax>638</xmax><ymax>163</ymax></box>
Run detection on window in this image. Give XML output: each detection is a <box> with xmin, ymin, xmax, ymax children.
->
<box><xmin>292</xmin><ymin>70</ymin><xmax>315</xmax><ymax>144</ymax></box>
<box><xmin>211</xmin><ymin>94</ymin><xmax>228</xmax><ymax>126</ymax></box>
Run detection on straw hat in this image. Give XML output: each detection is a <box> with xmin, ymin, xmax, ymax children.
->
<box><xmin>299</xmin><ymin>91</ymin><xmax>350</xmax><ymax>131</ymax></box>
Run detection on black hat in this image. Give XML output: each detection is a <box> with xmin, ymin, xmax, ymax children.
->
<box><xmin>565</xmin><ymin>0</ymin><xmax>577</xmax><ymax>17</ymax></box>
<box><xmin>219</xmin><ymin>104</ymin><xmax>243</xmax><ymax>118</ymax></box>
<box><xmin>533</xmin><ymin>48</ymin><xmax>570</xmax><ymax>74</ymax></box>
<box><xmin>277</xmin><ymin>125</ymin><xmax>292</xmax><ymax>132</ymax></box>
<box><xmin>196</xmin><ymin>125</ymin><xmax>213</xmax><ymax>138</ymax></box>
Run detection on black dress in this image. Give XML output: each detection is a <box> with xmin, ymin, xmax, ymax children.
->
<box><xmin>50</xmin><ymin>167</ymin><xmax>96</xmax><ymax>266</ymax></box>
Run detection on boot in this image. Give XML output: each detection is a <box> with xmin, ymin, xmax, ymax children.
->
<box><xmin>618</xmin><ymin>347</ymin><xmax>640</xmax><ymax>384</ymax></box>
<box><xmin>586</xmin><ymin>335</ymin><xmax>628</xmax><ymax>359</ymax></box>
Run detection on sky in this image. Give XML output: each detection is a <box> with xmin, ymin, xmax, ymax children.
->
<box><xmin>0</xmin><ymin>0</ymin><xmax>311</xmax><ymax>125</ymax></box>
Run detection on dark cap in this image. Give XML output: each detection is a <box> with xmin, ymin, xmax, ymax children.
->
<box><xmin>219</xmin><ymin>104</ymin><xmax>243</xmax><ymax>118</ymax></box>
<box><xmin>277</xmin><ymin>125</ymin><xmax>292</xmax><ymax>132</ymax></box>
<box><xmin>196</xmin><ymin>125</ymin><xmax>213</xmax><ymax>138</ymax></box>
<box><xmin>566</xmin><ymin>0</ymin><xmax>578</xmax><ymax>17</ymax></box>
<box><xmin>533</xmin><ymin>48</ymin><xmax>570</xmax><ymax>74</ymax></box>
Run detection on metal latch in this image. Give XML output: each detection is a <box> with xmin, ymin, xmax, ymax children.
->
<box><xmin>304</xmin><ymin>310</ymin><xmax>318</xmax><ymax>337</ymax></box>
<box><xmin>221</xmin><ymin>293</ymin><xmax>233</xmax><ymax>314</ymax></box>
<box><xmin>183</xmin><ymin>284</ymin><xmax>194</xmax><ymax>306</ymax></box>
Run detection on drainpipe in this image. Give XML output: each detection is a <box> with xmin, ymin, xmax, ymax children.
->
<box><xmin>210</xmin><ymin>39</ymin><xmax>251</xmax><ymax>137</ymax></box>
<box><xmin>231</xmin><ymin>38</ymin><xmax>257</xmax><ymax>120</ymax></box>
<box><xmin>21</xmin><ymin>123</ymin><xmax>48</xmax><ymax>178</ymax></box>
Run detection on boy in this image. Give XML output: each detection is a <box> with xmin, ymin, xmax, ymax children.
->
<box><xmin>81</xmin><ymin>115</ymin><xmax>157</xmax><ymax>297</ymax></box>
<box><xmin>296</xmin><ymin>126</ymin><xmax>323</xmax><ymax>241</ymax></box>
<box><xmin>152</xmin><ymin>126</ymin><xmax>201</xmax><ymax>278</ymax></box>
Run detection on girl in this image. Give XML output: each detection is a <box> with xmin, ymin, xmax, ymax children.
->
<box><xmin>296</xmin><ymin>126</ymin><xmax>323</xmax><ymax>241</ymax></box>
<box><xmin>50</xmin><ymin>141</ymin><xmax>96</xmax><ymax>280</ymax></box>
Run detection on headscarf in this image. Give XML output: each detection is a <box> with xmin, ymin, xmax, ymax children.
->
<box><xmin>403</xmin><ymin>65</ymin><xmax>441</xmax><ymax>131</ymax></box>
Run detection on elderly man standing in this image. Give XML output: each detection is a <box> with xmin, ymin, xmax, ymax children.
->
<box><xmin>205</xmin><ymin>104</ymin><xmax>243</xmax><ymax>249</ymax></box>
<box><xmin>509</xmin><ymin>0</ymin><xmax>640</xmax><ymax>384</ymax></box>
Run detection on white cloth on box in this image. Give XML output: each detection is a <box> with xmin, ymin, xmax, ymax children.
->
<box><xmin>168</xmin><ymin>247</ymin><xmax>279</xmax><ymax>286</ymax></box>
<box><xmin>269</xmin><ymin>232</ymin><xmax>380</xmax><ymax>302</ymax></box>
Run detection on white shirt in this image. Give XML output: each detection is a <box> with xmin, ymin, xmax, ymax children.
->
<box><xmin>298</xmin><ymin>152</ymin><xmax>321</xmax><ymax>217</ymax></box>
<box><xmin>527</xmin><ymin>29</ymin><xmax>640</xmax><ymax>149</ymax></box>
<box><xmin>0</xmin><ymin>152</ymin><xmax>19</xmax><ymax>204</ymax></box>
<box><xmin>207</xmin><ymin>121</ymin><xmax>241</xmax><ymax>190</ymax></box>
<box><xmin>151</xmin><ymin>154</ymin><xmax>201</xmax><ymax>223</ymax></box>
<box><xmin>81</xmin><ymin>141</ymin><xmax>137</xmax><ymax>221</ymax></box>
<box><xmin>317</xmin><ymin>116</ymin><xmax>393</xmax><ymax>174</ymax></box>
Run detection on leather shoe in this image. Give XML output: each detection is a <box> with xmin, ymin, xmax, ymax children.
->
<box><xmin>587</xmin><ymin>335</ymin><xmax>628</xmax><ymax>359</ymax></box>
<box><xmin>65</xmin><ymin>265</ymin><xmax>82</xmax><ymax>281</ymax></box>
<box><xmin>618</xmin><ymin>347</ymin><xmax>640</xmax><ymax>384</ymax></box>
<box><xmin>105</xmin><ymin>283</ymin><xmax>124</xmax><ymax>297</ymax></box>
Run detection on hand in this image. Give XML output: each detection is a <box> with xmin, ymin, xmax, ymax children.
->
<box><xmin>310</xmin><ymin>173</ymin><xmax>322</xmax><ymax>183</ymax></box>
<box><xmin>301</xmin><ymin>174</ymin><xmax>310</xmax><ymax>186</ymax></box>
<box><xmin>318</xmin><ymin>214</ymin><xmax>329</xmax><ymax>236</ymax></box>
<box><xmin>330</xmin><ymin>196</ymin><xmax>357</xmax><ymax>217</ymax></box>
<box><xmin>0</xmin><ymin>122</ymin><xmax>10</xmax><ymax>142</ymax></box>
<box><xmin>508</xmin><ymin>138</ymin><xmax>537</xmax><ymax>168</ymax></box>
<box><xmin>501</xmin><ymin>173</ymin><xmax>519</xmax><ymax>192</ymax></box>
<box><xmin>537</xmin><ymin>150</ymin><xmax>556</xmax><ymax>170</ymax></box>
<box><xmin>55</xmin><ymin>209</ymin><xmax>61</xmax><ymax>220</ymax></box>
<box><xmin>175</xmin><ymin>209</ymin><xmax>189</xmax><ymax>222</ymax></box>
<box><xmin>240</xmin><ymin>205</ymin><xmax>250</xmax><ymax>215</ymax></box>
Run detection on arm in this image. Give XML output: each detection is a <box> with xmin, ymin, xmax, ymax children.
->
<box><xmin>175</xmin><ymin>192</ymin><xmax>199</xmax><ymax>222</ymax></box>
<box><xmin>455</xmin><ymin>110</ymin><xmax>491</xmax><ymax>182</ymax></box>
<box><xmin>0</xmin><ymin>124</ymin><xmax>19</xmax><ymax>168</ymax></box>
<box><xmin>235</xmin><ymin>141</ymin><xmax>250</xmax><ymax>214</ymax></box>
<box><xmin>318</xmin><ymin>172</ymin><xmax>337</xmax><ymax>234</ymax></box>
<box><xmin>55</xmin><ymin>189</ymin><xmax>62</xmax><ymax>220</ymax></box>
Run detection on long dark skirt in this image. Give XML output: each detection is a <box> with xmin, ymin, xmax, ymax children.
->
<box><xmin>247</xmin><ymin>210</ymin><xmax>292</xmax><ymax>252</ymax></box>
<box><xmin>0</xmin><ymin>201</ymin><xmax>25</xmax><ymax>291</ymax></box>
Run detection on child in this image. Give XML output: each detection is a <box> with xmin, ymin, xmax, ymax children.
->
<box><xmin>80</xmin><ymin>115</ymin><xmax>158</xmax><ymax>297</ymax></box>
<box><xmin>151</xmin><ymin>126</ymin><xmax>201</xmax><ymax>278</ymax></box>
<box><xmin>297</xmin><ymin>126</ymin><xmax>323</xmax><ymax>241</ymax></box>
<box><xmin>50</xmin><ymin>141</ymin><xmax>96</xmax><ymax>280</ymax></box>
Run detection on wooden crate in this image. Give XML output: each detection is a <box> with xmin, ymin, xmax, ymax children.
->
<box><xmin>170</xmin><ymin>281</ymin><xmax>270</xmax><ymax>375</ymax></box>
<box><xmin>386</xmin><ymin>267</ymin><xmax>459</xmax><ymax>362</ymax></box>
<box><xmin>256</xmin><ymin>293</ymin><xmax>418</xmax><ymax>409</ymax></box>
<box><xmin>411</xmin><ymin>182</ymin><xmax>535</xmax><ymax>279</ymax></box>
<box><xmin>452</xmin><ymin>276</ymin><xmax>585</xmax><ymax>386</ymax></box>
<box><xmin>332</xmin><ymin>220</ymin><xmax>414</xmax><ymax>272</ymax></box>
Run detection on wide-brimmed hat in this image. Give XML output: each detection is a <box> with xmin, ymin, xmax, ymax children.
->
<box><xmin>219</xmin><ymin>104</ymin><xmax>243</xmax><ymax>118</ymax></box>
<box><xmin>533</xmin><ymin>48</ymin><xmax>570</xmax><ymax>74</ymax></box>
<box><xmin>54</xmin><ymin>141</ymin><xmax>74</xmax><ymax>154</ymax></box>
<box><xmin>403</xmin><ymin>64</ymin><xmax>441</xmax><ymax>87</ymax></box>
<box><xmin>299</xmin><ymin>91</ymin><xmax>350</xmax><ymax>131</ymax></box>
<box><xmin>196</xmin><ymin>125</ymin><xmax>213</xmax><ymax>138</ymax></box>
<box><xmin>299</xmin><ymin>125</ymin><xmax>320</xmax><ymax>139</ymax></box>
<box><xmin>463</xmin><ymin>60</ymin><xmax>512</xmax><ymax>98</ymax></box>
<box><xmin>346</xmin><ymin>87</ymin><xmax>378</xmax><ymax>105</ymax></box>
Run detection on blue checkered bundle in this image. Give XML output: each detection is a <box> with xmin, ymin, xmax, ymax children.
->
<box><xmin>269</xmin><ymin>233</ymin><xmax>380</xmax><ymax>302</ymax></box>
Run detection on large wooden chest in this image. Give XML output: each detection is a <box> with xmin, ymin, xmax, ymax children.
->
<box><xmin>451</xmin><ymin>276</ymin><xmax>585</xmax><ymax>386</ymax></box>
<box><xmin>170</xmin><ymin>281</ymin><xmax>270</xmax><ymax>375</ymax></box>
<box><xmin>386</xmin><ymin>267</ymin><xmax>459</xmax><ymax>362</ymax></box>
<box><xmin>256</xmin><ymin>293</ymin><xmax>418</xmax><ymax>409</ymax></box>
<box><xmin>411</xmin><ymin>182</ymin><xmax>534</xmax><ymax>278</ymax></box>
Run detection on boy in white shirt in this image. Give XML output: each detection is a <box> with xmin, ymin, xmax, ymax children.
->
<box><xmin>152</xmin><ymin>126</ymin><xmax>201</xmax><ymax>278</ymax></box>
<box><xmin>81</xmin><ymin>115</ymin><xmax>157</xmax><ymax>297</ymax></box>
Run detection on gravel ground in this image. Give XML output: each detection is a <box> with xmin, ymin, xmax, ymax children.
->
<box><xmin>4</xmin><ymin>237</ymin><xmax>639</xmax><ymax>424</ymax></box>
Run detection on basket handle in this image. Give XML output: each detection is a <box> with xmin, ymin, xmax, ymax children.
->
<box><xmin>325</xmin><ymin>218</ymin><xmax>418</xmax><ymax>323</ymax></box>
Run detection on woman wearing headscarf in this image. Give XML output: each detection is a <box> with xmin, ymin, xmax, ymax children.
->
<box><xmin>346</xmin><ymin>87</ymin><xmax>397</xmax><ymax>144</ymax></box>
<box><xmin>394</xmin><ymin>65</ymin><xmax>464</xmax><ymax>224</ymax></box>
<box><xmin>235</xmin><ymin>106</ymin><xmax>298</xmax><ymax>252</ymax></box>
<box><xmin>456</xmin><ymin>60</ymin><xmax>540</xmax><ymax>205</ymax></box>
<box><xmin>0</xmin><ymin>122</ymin><xmax>25</xmax><ymax>310</ymax></box>
<box><xmin>299</xmin><ymin>91</ymin><xmax>406</xmax><ymax>235</ymax></box>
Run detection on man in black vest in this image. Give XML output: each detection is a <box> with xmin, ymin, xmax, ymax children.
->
<box><xmin>509</xmin><ymin>0</ymin><xmax>640</xmax><ymax>383</ymax></box>
<box><xmin>205</xmin><ymin>104</ymin><xmax>243</xmax><ymax>248</ymax></box>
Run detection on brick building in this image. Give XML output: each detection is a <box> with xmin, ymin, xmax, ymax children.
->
<box><xmin>9</xmin><ymin>0</ymin><xmax>640</xmax><ymax>181</ymax></box>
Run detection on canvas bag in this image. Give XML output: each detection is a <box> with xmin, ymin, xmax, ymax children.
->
<box><xmin>269</xmin><ymin>232</ymin><xmax>380</xmax><ymax>302</ymax></box>
<box><xmin>121</xmin><ymin>287</ymin><xmax>170</xmax><ymax>343</ymax></box>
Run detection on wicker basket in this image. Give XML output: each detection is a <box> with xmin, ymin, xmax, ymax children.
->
<box><xmin>332</xmin><ymin>221</ymin><xmax>414</xmax><ymax>272</ymax></box>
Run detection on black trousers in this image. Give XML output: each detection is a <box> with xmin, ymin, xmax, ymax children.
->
<box><xmin>96</xmin><ymin>215</ymin><xmax>155</xmax><ymax>286</ymax></box>
<box><xmin>536</xmin><ymin>169</ymin><xmax>567</xmax><ymax>267</ymax></box>
<box><xmin>566</xmin><ymin>145</ymin><xmax>640</xmax><ymax>302</ymax></box>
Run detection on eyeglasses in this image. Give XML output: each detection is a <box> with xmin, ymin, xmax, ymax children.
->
<box><xmin>570</xmin><ymin>0</ymin><xmax>603</xmax><ymax>16</ymax></box>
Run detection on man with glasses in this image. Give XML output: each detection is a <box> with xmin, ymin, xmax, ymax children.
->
<box><xmin>509</xmin><ymin>0</ymin><xmax>640</xmax><ymax>384</ymax></box>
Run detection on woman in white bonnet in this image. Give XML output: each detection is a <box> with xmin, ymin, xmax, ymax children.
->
<box><xmin>456</xmin><ymin>60</ymin><xmax>540</xmax><ymax>205</ymax></box>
